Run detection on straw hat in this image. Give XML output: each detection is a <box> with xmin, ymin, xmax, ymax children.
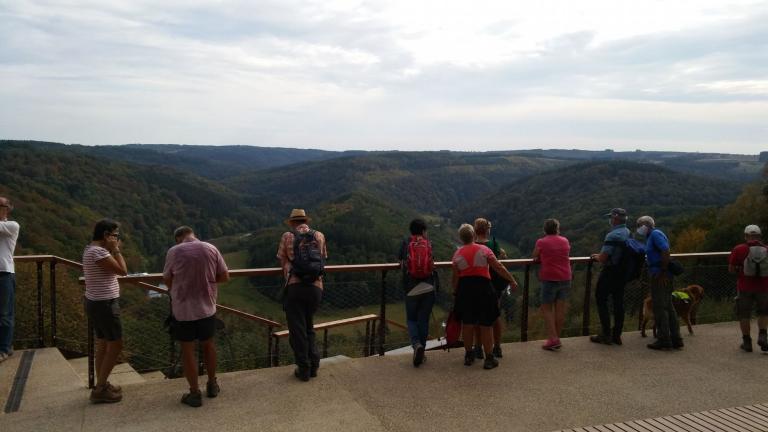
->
<box><xmin>285</xmin><ymin>208</ymin><xmax>311</xmax><ymax>225</ymax></box>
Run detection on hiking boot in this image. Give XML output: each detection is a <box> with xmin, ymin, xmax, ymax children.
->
<box><xmin>206</xmin><ymin>378</ymin><xmax>220</xmax><ymax>398</ymax></box>
<box><xmin>542</xmin><ymin>339</ymin><xmax>562</xmax><ymax>351</ymax></box>
<box><xmin>463</xmin><ymin>350</ymin><xmax>475</xmax><ymax>366</ymax></box>
<box><xmin>647</xmin><ymin>340</ymin><xmax>673</xmax><ymax>351</ymax></box>
<box><xmin>672</xmin><ymin>338</ymin><xmax>685</xmax><ymax>349</ymax></box>
<box><xmin>492</xmin><ymin>344</ymin><xmax>503</xmax><ymax>358</ymax></box>
<box><xmin>181</xmin><ymin>390</ymin><xmax>202</xmax><ymax>408</ymax></box>
<box><xmin>483</xmin><ymin>354</ymin><xmax>499</xmax><ymax>370</ymax></box>
<box><xmin>611</xmin><ymin>335</ymin><xmax>623</xmax><ymax>346</ymax></box>
<box><xmin>590</xmin><ymin>334</ymin><xmax>612</xmax><ymax>345</ymax></box>
<box><xmin>758</xmin><ymin>333</ymin><xmax>768</xmax><ymax>352</ymax></box>
<box><xmin>106</xmin><ymin>381</ymin><xmax>122</xmax><ymax>394</ymax></box>
<box><xmin>90</xmin><ymin>385</ymin><xmax>122</xmax><ymax>404</ymax></box>
<box><xmin>473</xmin><ymin>345</ymin><xmax>484</xmax><ymax>360</ymax></box>
<box><xmin>741</xmin><ymin>336</ymin><xmax>753</xmax><ymax>353</ymax></box>
<box><xmin>413</xmin><ymin>343</ymin><xmax>425</xmax><ymax>367</ymax></box>
<box><xmin>294</xmin><ymin>367</ymin><xmax>310</xmax><ymax>382</ymax></box>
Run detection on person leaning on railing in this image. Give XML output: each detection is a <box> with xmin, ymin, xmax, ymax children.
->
<box><xmin>472</xmin><ymin>218</ymin><xmax>507</xmax><ymax>360</ymax></box>
<box><xmin>531</xmin><ymin>218</ymin><xmax>571</xmax><ymax>351</ymax></box>
<box><xmin>83</xmin><ymin>218</ymin><xmax>128</xmax><ymax>404</ymax></box>
<box><xmin>452</xmin><ymin>223</ymin><xmax>518</xmax><ymax>370</ymax></box>
<box><xmin>0</xmin><ymin>196</ymin><xmax>19</xmax><ymax>364</ymax></box>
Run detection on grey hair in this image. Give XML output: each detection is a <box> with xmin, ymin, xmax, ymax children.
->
<box><xmin>637</xmin><ymin>216</ymin><xmax>655</xmax><ymax>228</ymax></box>
<box><xmin>458</xmin><ymin>223</ymin><xmax>475</xmax><ymax>245</ymax></box>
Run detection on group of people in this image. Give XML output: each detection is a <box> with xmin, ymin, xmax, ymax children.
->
<box><xmin>0</xmin><ymin>197</ymin><xmax>767</xmax><ymax>407</ymax></box>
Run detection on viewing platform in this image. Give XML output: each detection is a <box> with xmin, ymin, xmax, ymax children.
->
<box><xmin>2</xmin><ymin>322</ymin><xmax>766</xmax><ymax>431</ymax></box>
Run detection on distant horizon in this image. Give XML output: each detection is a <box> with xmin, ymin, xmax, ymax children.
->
<box><xmin>1</xmin><ymin>139</ymin><xmax>763</xmax><ymax>157</ymax></box>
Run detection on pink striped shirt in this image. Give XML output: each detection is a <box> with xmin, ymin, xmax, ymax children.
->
<box><xmin>83</xmin><ymin>245</ymin><xmax>120</xmax><ymax>301</ymax></box>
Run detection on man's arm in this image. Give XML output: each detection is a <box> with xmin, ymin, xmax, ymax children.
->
<box><xmin>215</xmin><ymin>250</ymin><xmax>230</xmax><ymax>283</ymax></box>
<box><xmin>591</xmin><ymin>252</ymin><xmax>609</xmax><ymax>264</ymax></box>
<box><xmin>0</xmin><ymin>221</ymin><xmax>20</xmax><ymax>238</ymax></box>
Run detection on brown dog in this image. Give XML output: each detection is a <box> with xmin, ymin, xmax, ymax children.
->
<box><xmin>640</xmin><ymin>284</ymin><xmax>704</xmax><ymax>337</ymax></box>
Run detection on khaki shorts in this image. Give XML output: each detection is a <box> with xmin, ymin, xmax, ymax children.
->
<box><xmin>735</xmin><ymin>292</ymin><xmax>768</xmax><ymax>320</ymax></box>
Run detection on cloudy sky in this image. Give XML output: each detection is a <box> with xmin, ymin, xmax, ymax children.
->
<box><xmin>1</xmin><ymin>0</ymin><xmax>767</xmax><ymax>154</ymax></box>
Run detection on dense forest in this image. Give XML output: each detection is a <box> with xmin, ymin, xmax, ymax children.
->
<box><xmin>0</xmin><ymin>140</ymin><xmax>763</xmax><ymax>271</ymax></box>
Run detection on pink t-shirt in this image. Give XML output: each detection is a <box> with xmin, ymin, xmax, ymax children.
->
<box><xmin>83</xmin><ymin>245</ymin><xmax>120</xmax><ymax>301</ymax></box>
<box><xmin>163</xmin><ymin>239</ymin><xmax>229</xmax><ymax>321</ymax></box>
<box><xmin>535</xmin><ymin>235</ymin><xmax>572</xmax><ymax>282</ymax></box>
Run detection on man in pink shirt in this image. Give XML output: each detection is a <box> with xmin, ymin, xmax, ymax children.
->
<box><xmin>163</xmin><ymin>226</ymin><xmax>229</xmax><ymax>407</ymax></box>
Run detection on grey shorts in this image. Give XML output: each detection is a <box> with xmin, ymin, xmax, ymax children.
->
<box><xmin>540</xmin><ymin>281</ymin><xmax>570</xmax><ymax>305</ymax></box>
<box><xmin>735</xmin><ymin>292</ymin><xmax>768</xmax><ymax>320</ymax></box>
<box><xmin>85</xmin><ymin>298</ymin><xmax>122</xmax><ymax>341</ymax></box>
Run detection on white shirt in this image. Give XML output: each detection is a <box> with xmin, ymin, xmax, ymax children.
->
<box><xmin>0</xmin><ymin>220</ymin><xmax>20</xmax><ymax>273</ymax></box>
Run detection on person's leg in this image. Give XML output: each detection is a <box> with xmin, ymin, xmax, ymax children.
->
<box><xmin>666</xmin><ymin>282</ymin><xmax>682</xmax><ymax>343</ymax></box>
<box><xmin>755</xmin><ymin>294</ymin><xmax>768</xmax><ymax>351</ymax></box>
<box><xmin>416</xmin><ymin>293</ymin><xmax>435</xmax><ymax>347</ymax></box>
<box><xmin>284</xmin><ymin>284</ymin><xmax>310</xmax><ymax>372</ymax></box>
<box><xmin>650</xmin><ymin>276</ymin><xmax>671</xmax><ymax>343</ymax></box>
<box><xmin>493</xmin><ymin>317</ymin><xmax>503</xmax><ymax>346</ymax></box>
<box><xmin>480</xmin><ymin>325</ymin><xmax>494</xmax><ymax>355</ymax></box>
<box><xmin>306</xmin><ymin>286</ymin><xmax>322</xmax><ymax>373</ymax></box>
<box><xmin>201</xmin><ymin>339</ymin><xmax>216</xmax><ymax>381</ymax></box>
<box><xmin>94</xmin><ymin>338</ymin><xmax>106</xmax><ymax>376</ymax></box>
<box><xmin>594</xmin><ymin>272</ymin><xmax>611</xmax><ymax>337</ymax></box>
<box><xmin>0</xmin><ymin>273</ymin><xmax>15</xmax><ymax>354</ymax></box>
<box><xmin>462</xmin><ymin>324</ymin><xmax>475</xmax><ymax>354</ymax></box>
<box><xmin>611</xmin><ymin>279</ymin><xmax>626</xmax><ymax>343</ymax></box>
<box><xmin>541</xmin><ymin>303</ymin><xmax>557</xmax><ymax>341</ymax></box>
<box><xmin>96</xmin><ymin>338</ymin><xmax>123</xmax><ymax>386</ymax></box>
<box><xmin>180</xmin><ymin>341</ymin><xmax>199</xmax><ymax>392</ymax></box>
<box><xmin>735</xmin><ymin>292</ymin><xmax>754</xmax><ymax>351</ymax></box>
<box><xmin>555</xmin><ymin>300</ymin><xmax>567</xmax><ymax>337</ymax></box>
<box><xmin>405</xmin><ymin>295</ymin><xmax>421</xmax><ymax>348</ymax></box>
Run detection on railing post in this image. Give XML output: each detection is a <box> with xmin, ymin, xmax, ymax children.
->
<box><xmin>582</xmin><ymin>260</ymin><xmax>594</xmax><ymax>336</ymax></box>
<box><xmin>49</xmin><ymin>261</ymin><xmax>57</xmax><ymax>347</ymax></box>
<box><xmin>87</xmin><ymin>314</ymin><xmax>95</xmax><ymax>389</ymax></box>
<box><xmin>323</xmin><ymin>328</ymin><xmax>329</xmax><ymax>358</ymax></box>
<box><xmin>369</xmin><ymin>320</ymin><xmax>377</xmax><ymax>356</ymax></box>
<box><xmin>364</xmin><ymin>321</ymin><xmax>371</xmax><ymax>357</ymax></box>
<box><xmin>521</xmin><ymin>264</ymin><xmax>530</xmax><ymax>342</ymax></box>
<box><xmin>36</xmin><ymin>261</ymin><xmax>44</xmax><ymax>348</ymax></box>
<box><xmin>378</xmin><ymin>270</ymin><xmax>387</xmax><ymax>355</ymax></box>
<box><xmin>266</xmin><ymin>326</ymin><xmax>273</xmax><ymax>368</ymax></box>
<box><xmin>274</xmin><ymin>338</ymin><xmax>280</xmax><ymax>367</ymax></box>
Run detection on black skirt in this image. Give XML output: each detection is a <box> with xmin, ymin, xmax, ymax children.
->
<box><xmin>455</xmin><ymin>276</ymin><xmax>500</xmax><ymax>327</ymax></box>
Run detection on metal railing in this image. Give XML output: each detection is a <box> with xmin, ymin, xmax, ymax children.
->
<box><xmin>12</xmin><ymin>252</ymin><xmax>735</xmax><ymax>386</ymax></box>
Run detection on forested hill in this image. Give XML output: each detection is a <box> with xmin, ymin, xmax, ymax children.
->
<box><xmin>463</xmin><ymin>161</ymin><xmax>744</xmax><ymax>257</ymax></box>
<box><xmin>0</xmin><ymin>140</ymin><xmax>343</xmax><ymax>180</ymax></box>
<box><xmin>226</xmin><ymin>151</ymin><xmax>569</xmax><ymax>221</ymax></box>
<box><xmin>0</xmin><ymin>143</ymin><xmax>262</xmax><ymax>269</ymax></box>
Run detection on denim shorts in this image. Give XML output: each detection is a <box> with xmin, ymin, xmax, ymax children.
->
<box><xmin>540</xmin><ymin>281</ymin><xmax>570</xmax><ymax>305</ymax></box>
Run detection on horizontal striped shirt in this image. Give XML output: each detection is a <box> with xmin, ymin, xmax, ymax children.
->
<box><xmin>83</xmin><ymin>245</ymin><xmax>120</xmax><ymax>301</ymax></box>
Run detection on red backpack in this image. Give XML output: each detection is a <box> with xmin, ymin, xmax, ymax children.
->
<box><xmin>406</xmin><ymin>235</ymin><xmax>434</xmax><ymax>279</ymax></box>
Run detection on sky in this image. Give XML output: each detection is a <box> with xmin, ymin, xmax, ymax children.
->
<box><xmin>1</xmin><ymin>0</ymin><xmax>767</xmax><ymax>154</ymax></box>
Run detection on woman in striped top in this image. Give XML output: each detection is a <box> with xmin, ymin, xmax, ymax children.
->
<box><xmin>83</xmin><ymin>218</ymin><xmax>128</xmax><ymax>404</ymax></box>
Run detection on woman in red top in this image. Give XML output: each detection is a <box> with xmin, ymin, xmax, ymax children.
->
<box><xmin>452</xmin><ymin>224</ymin><xmax>518</xmax><ymax>369</ymax></box>
<box><xmin>532</xmin><ymin>219</ymin><xmax>572</xmax><ymax>350</ymax></box>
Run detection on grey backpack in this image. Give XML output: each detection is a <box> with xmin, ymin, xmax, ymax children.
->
<box><xmin>743</xmin><ymin>245</ymin><xmax>768</xmax><ymax>277</ymax></box>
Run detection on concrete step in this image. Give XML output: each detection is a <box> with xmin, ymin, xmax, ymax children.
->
<box><xmin>68</xmin><ymin>357</ymin><xmax>146</xmax><ymax>388</ymax></box>
<box><xmin>0</xmin><ymin>351</ymin><xmax>23</xmax><ymax>414</ymax></box>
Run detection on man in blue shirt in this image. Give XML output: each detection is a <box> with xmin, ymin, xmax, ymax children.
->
<box><xmin>637</xmin><ymin>216</ymin><xmax>682</xmax><ymax>350</ymax></box>
<box><xmin>590</xmin><ymin>208</ymin><xmax>631</xmax><ymax>345</ymax></box>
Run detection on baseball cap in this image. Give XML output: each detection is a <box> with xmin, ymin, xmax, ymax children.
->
<box><xmin>744</xmin><ymin>225</ymin><xmax>762</xmax><ymax>235</ymax></box>
<box><xmin>604</xmin><ymin>208</ymin><xmax>627</xmax><ymax>218</ymax></box>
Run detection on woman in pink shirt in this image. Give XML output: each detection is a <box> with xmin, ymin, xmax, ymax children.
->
<box><xmin>532</xmin><ymin>219</ymin><xmax>572</xmax><ymax>350</ymax></box>
<box><xmin>452</xmin><ymin>224</ymin><xmax>518</xmax><ymax>369</ymax></box>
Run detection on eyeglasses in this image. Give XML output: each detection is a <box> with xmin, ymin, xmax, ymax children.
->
<box><xmin>107</xmin><ymin>233</ymin><xmax>122</xmax><ymax>240</ymax></box>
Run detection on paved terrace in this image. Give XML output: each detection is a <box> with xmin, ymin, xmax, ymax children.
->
<box><xmin>1</xmin><ymin>322</ymin><xmax>766</xmax><ymax>432</ymax></box>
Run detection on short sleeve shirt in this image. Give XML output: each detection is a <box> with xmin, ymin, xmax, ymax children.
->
<box><xmin>729</xmin><ymin>241</ymin><xmax>768</xmax><ymax>293</ymax></box>
<box><xmin>535</xmin><ymin>235</ymin><xmax>572</xmax><ymax>281</ymax></box>
<box><xmin>600</xmin><ymin>225</ymin><xmax>630</xmax><ymax>264</ymax></box>
<box><xmin>452</xmin><ymin>243</ymin><xmax>494</xmax><ymax>279</ymax></box>
<box><xmin>0</xmin><ymin>220</ymin><xmax>20</xmax><ymax>273</ymax></box>
<box><xmin>163</xmin><ymin>239</ymin><xmax>228</xmax><ymax>321</ymax></box>
<box><xmin>83</xmin><ymin>245</ymin><xmax>120</xmax><ymax>301</ymax></box>
<box><xmin>277</xmin><ymin>225</ymin><xmax>328</xmax><ymax>289</ymax></box>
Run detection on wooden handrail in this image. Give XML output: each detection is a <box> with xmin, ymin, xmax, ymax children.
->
<box><xmin>273</xmin><ymin>314</ymin><xmax>379</xmax><ymax>338</ymax></box>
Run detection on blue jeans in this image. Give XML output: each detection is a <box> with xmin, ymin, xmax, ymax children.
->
<box><xmin>0</xmin><ymin>272</ymin><xmax>15</xmax><ymax>354</ymax></box>
<box><xmin>405</xmin><ymin>291</ymin><xmax>435</xmax><ymax>348</ymax></box>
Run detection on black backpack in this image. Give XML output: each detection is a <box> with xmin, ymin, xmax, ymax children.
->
<box><xmin>604</xmin><ymin>238</ymin><xmax>646</xmax><ymax>283</ymax></box>
<box><xmin>291</xmin><ymin>230</ymin><xmax>325</xmax><ymax>284</ymax></box>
